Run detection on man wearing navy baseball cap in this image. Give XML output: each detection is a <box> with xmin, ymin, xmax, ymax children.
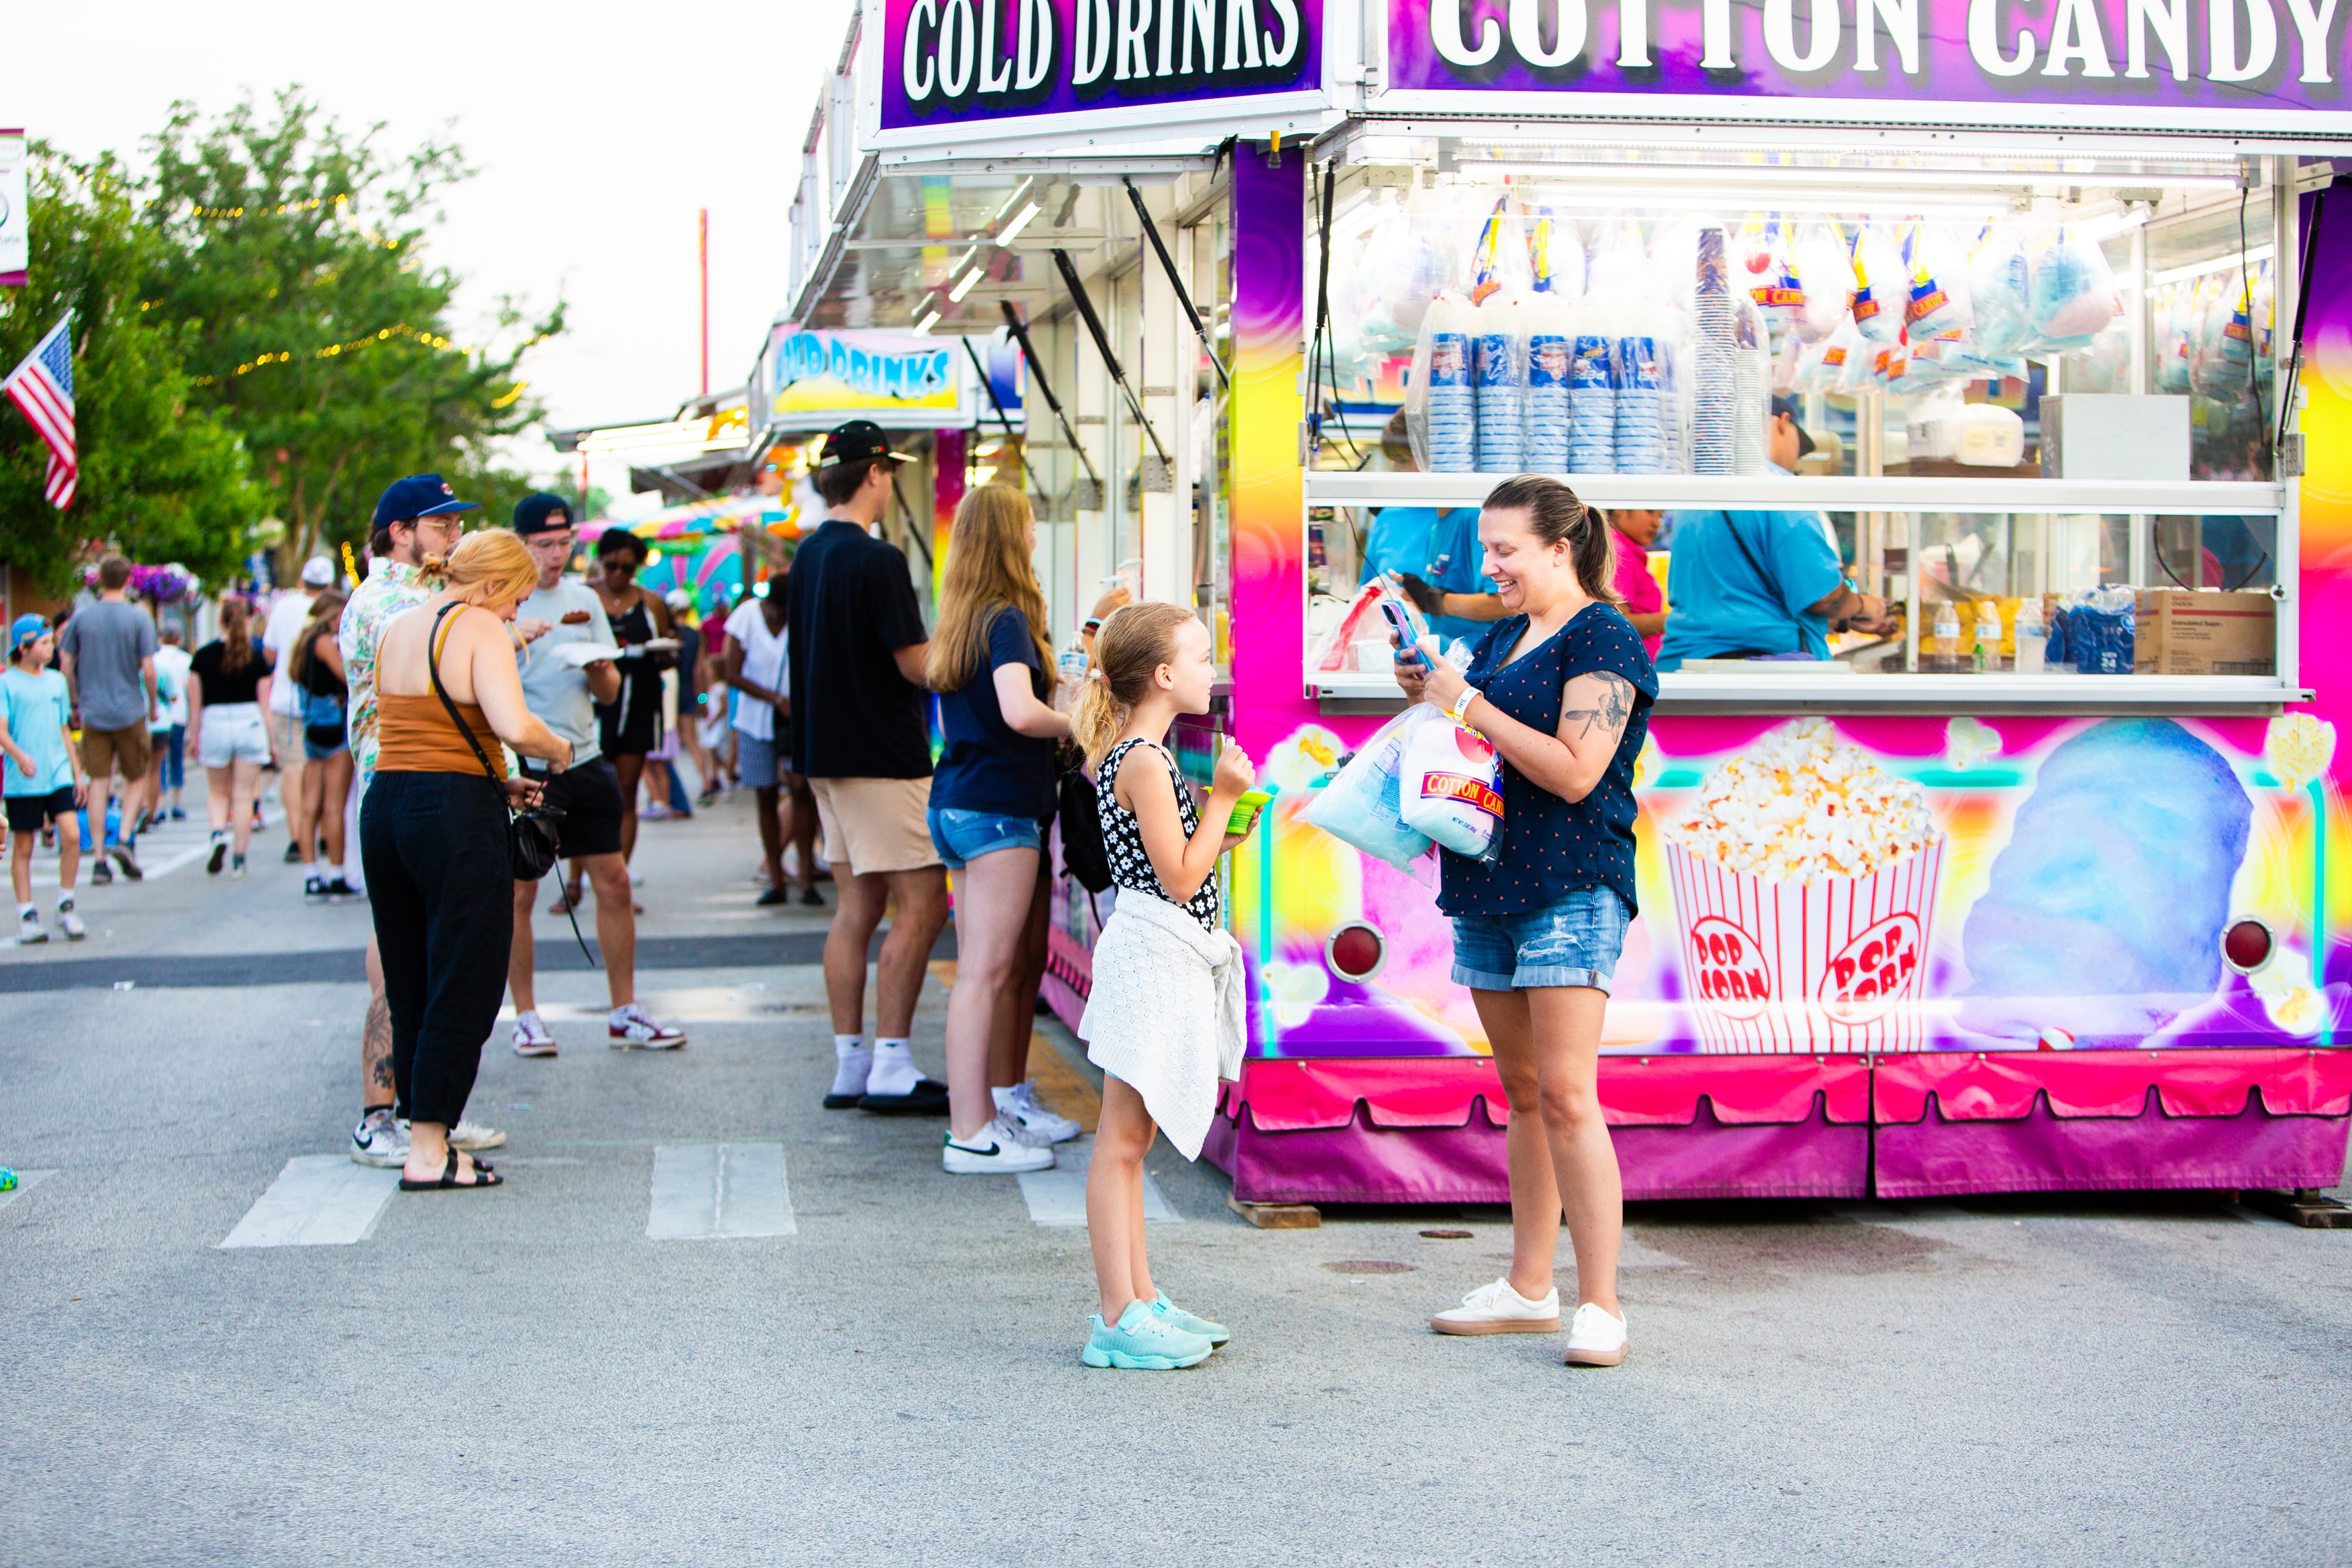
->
<box><xmin>340</xmin><ymin>473</ymin><xmax>504</xmax><ymax>1170</ymax></box>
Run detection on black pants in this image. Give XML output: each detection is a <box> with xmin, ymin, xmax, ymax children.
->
<box><xmin>361</xmin><ymin>770</ymin><xmax>513</xmax><ymax>1126</ymax></box>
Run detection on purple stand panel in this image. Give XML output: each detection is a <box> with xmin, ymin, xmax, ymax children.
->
<box><xmin>1874</xmin><ymin>1090</ymin><xmax>2352</xmax><ymax>1199</ymax></box>
<box><xmin>1203</xmin><ymin>1100</ymin><xmax>1870</xmax><ymax>1206</ymax></box>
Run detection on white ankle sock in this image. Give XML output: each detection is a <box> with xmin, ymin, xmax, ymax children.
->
<box><xmin>866</xmin><ymin>1038</ymin><xmax>919</xmax><ymax>1096</ymax></box>
<box><xmin>17</xmin><ymin>902</ymin><xmax>34</xmax><ymax>920</ymax></box>
<box><xmin>830</xmin><ymin>1036</ymin><xmax>869</xmax><ymax>1097</ymax></box>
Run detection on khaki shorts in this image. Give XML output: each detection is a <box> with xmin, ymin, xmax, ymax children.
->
<box><xmin>79</xmin><ymin>723</ymin><xmax>152</xmax><ymax>784</ymax></box>
<box><xmin>266</xmin><ymin>709</ymin><xmax>307</xmax><ymax>771</ymax></box>
<box><xmin>809</xmin><ymin>775</ymin><xmax>940</xmax><ymax>877</ymax></box>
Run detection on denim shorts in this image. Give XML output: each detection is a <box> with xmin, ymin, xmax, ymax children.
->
<box><xmin>927</xmin><ymin>807</ymin><xmax>1044</xmax><ymax>870</ymax></box>
<box><xmin>1450</xmin><ymin>885</ymin><xmax>1631</xmax><ymax>994</ymax></box>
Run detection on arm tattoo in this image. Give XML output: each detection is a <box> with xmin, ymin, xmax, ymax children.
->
<box><xmin>1563</xmin><ymin>671</ymin><xmax>1636</xmax><ymax>741</ymax></box>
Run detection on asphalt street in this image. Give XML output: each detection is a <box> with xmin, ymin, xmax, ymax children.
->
<box><xmin>3</xmin><ymin>792</ymin><xmax>2349</xmax><ymax>1566</ymax></box>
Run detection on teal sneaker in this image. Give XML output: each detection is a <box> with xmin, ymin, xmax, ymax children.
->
<box><xmin>1083</xmin><ymin>1301</ymin><xmax>1214</xmax><ymax>1369</ymax></box>
<box><xmin>1151</xmin><ymin>1293</ymin><xmax>1229</xmax><ymax>1347</ymax></box>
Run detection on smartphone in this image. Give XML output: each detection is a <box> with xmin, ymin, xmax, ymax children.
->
<box><xmin>1227</xmin><ymin>787</ymin><xmax>1275</xmax><ymax>836</ymax></box>
<box><xmin>1379</xmin><ymin>600</ymin><xmax>1427</xmax><ymax>668</ymax></box>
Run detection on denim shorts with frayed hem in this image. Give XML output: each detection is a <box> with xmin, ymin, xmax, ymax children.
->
<box><xmin>927</xmin><ymin>807</ymin><xmax>1044</xmax><ymax>871</ymax></box>
<box><xmin>1449</xmin><ymin>885</ymin><xmax>1630</xmax><ymax>994</ymax></box>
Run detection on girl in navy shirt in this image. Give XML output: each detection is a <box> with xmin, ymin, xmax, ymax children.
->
<box><xmin>1395</xmin><ymin>474</ymin><xmax>1657</xmax><ymax>1369</ymax></box>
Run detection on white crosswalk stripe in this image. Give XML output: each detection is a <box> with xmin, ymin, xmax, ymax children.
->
<box><xmin>0</xmin><ymin>1169</ymin><xmax>58</xmax><ymax>1213</ymax></box>
<box><xmin>647</xmin><ymin>1143</ymin><xmax>796</xmax><ymax>1240</ymax></box>
<box><xmin>1017</xmin><ymin>1138</ymin><xmax>1180</xmax><ymax>1226</ymax></box>
<box><xmin>219</xmin><ymin>1155</ymin><xmax>397</xmax><ymax>1248</ymax></box>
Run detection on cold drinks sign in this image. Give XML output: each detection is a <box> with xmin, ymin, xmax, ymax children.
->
<box><xmin>1385</xmin><ymin>0</ymin><xmax>2346</xmax><ymax>126</ymax></box>
<box><xmin>879</xmin><ymin>0</ymin><xmax>1319</xmax><ymax>130</ymax></box>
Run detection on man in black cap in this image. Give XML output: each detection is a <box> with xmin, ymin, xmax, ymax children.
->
<box><xmin>344</xmin><ymin>474</ymin><xmax>506</xmax><ymax>1168</ymax></box>
<box><xmin>504</xmin><ymin>493</ymin><xmax>686</xmax><ymax>1056</ymax></box>
<box><xmin>786</xmin><ymin>420</ymin><xmax>949</xmax><ymax>1115</ymax></box>
<box><xmin>1655</xmin><ymin>396</ymin><xmax>1895</xmax><ymax>671</ymax></box>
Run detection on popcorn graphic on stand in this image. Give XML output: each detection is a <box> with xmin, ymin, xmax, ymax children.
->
<box><xmin>1663</xmin><ymin>719</ymin><xmax>1945</xmax><ymax>1052</ymax></box>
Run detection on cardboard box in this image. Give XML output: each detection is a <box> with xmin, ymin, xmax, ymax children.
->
<box><xmin>2133</xmin><ymin>589</ymin><xmax>2277</xmax><ymax>676</ymax></box>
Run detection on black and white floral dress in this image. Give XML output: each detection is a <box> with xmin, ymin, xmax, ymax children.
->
<box><xmin>1095</xmin><ymin>738</ymin><xmax>1220</xmax><ymax>932</ymax></box>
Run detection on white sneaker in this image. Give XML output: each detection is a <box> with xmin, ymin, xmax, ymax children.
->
<box><xmin>350</xmin><ymin>1111</ymin><xmax>410</xmax><ymax>1168</ymax></box>
<box><xmin>16</xmin><ymin>910</ymin><xmax>46</xmax><ymax>945</ymax></box>
<box><xmin>1563</xmin><ymin>1302</ymin><xmax>1629</xmax><ymax>1367</ymax></box>
<box><xmin>609</xmin><ymin>1004</ymin><xmax>686</xmax><ymax>1050</ymax></box>
<box><xmin>512</xmin><ymin>1011</ymin><xmax>559</xmax><ymax>1057</ymax></box>
<box><xmin>447</xmin><ymin>1119</ymin><xmax>507</xmax><ymax>1152</ymax></box>
<box><xmin>1431</xmin><ymin>1278</ymin><xmax>1562</xmax><ymax>1336</ymax></box>
<box><xmin>997</xmin><ymin>1081</ymin><xmax>1084</xmax><ymax>1145</ymax></box>
<box><xmin>56</xmin><ymin>905</ymin><xmax>86</xmax><ymax>941</ymax></box>
<box><xmin>941</xmin><ymin>1117</ymin><xmax>1055</xmax><ymax>1175</ymax></box>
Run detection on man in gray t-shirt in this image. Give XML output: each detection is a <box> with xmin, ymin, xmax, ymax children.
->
<box><xmin>58</xmin><ymin>556</ymin><xmax>159</xmax><ymax>880</ymax></box>
<box><xmin>504</xmin><ymin>494</ymin><xmax>685</xmax><ymax>1055</ymax></box>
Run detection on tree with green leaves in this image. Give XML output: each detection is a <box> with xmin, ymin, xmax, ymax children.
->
<box><xmin>0</xmin><ymin>146</ymin><xmax>265</xmax><ymax>593</ymax></box>
<box><xmin>142</xmin><ymin>89</ymin><xmax>563</xmax><ymax>570</ymax></box>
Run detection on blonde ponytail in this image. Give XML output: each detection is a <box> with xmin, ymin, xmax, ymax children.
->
<box><xmin>1072</xmin><ymin>601</ymin><xmax>1194</xmax><ymax>768</ymax></box>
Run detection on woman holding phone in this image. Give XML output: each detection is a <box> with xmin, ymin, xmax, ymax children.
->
<box><xmin>1392</xmin><ymin>474</ymin><xmax>1658</xmax><ymax>1369</ymax></box>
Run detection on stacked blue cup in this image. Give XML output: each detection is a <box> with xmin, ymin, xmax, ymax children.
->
<box><xmin>1615</xmin><ymin>335</ymin><xmax>1666</xmax><ymax>474</ymax></box>
<box><xmin>1424</xmin><ymin>299</ymin><xmax>1476</xmax><ymax>473</ymax></box>
<box><xmin>1568</xmin><ymin>333</ymin><xmax>1616</xmax><ymax>473</ymax></box>
<box><xmin>1473</xmin><ymin>306</ymin><xmax>1525</xmax><ymax>473</ymax></box>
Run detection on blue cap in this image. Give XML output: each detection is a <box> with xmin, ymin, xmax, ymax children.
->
<box><xmin>372</xmin><ymin>473</ymin><xmax>480</xmax><ymax>530</ymax></box>
<box><xmin>11</xmin><ymin>613</ymin><xmax>48</xmax><ymax>651</ymax></box>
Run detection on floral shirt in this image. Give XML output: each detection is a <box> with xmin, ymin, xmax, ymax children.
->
<box><xmin>338</xmin><ymin>560</ymin><xmax>435</xmax><ymax>786</ymax></box>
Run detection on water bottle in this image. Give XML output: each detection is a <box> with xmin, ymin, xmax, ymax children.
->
<box><xmin>2013</xmin><ymin>597</ymin><xmax>2047</xmax><ymax>674</ymax></box>
<box><xmin>1932</xmin><ymin>601</ymin><xmax>1960</xmax><ymax>666</ymax></box>
<box><xmin>1975</xmin><ymin>601</ymin><xmax>2004</xmax><ymax>673</ymax></box>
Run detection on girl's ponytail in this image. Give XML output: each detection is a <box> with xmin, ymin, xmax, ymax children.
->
<box><xmin>1072</xmin><ymin>601</ymin><xmax>1195</xmax><ymax>769</ymax></box>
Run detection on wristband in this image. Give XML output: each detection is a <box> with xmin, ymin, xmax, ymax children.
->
<box><xmin>1449</xmin><ymin>686</ymin><xmax>1478</xmax><ymax>724</ymax></box>
<box><xmin>1082</xmin><ymin>617</ymin><xmax>1103</xmax><ymax>633</ymax></box>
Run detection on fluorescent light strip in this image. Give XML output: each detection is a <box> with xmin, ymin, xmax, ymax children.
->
<box><xmin>1458</xmin><ymin>156</ymin><xmax>2243</xmax><ymax>196</ymax></box>
<box><xmin>948</xmin><ymin>267</ymin><xmax>983</xmax><ymax>302</ymax></box>
<box><xmin>995</xmin><ymin>200</ymin><xmax>1042</xmax><ymax>245</ymax></box>
<box><xmin>913</xmin><ymin>309</ymin><xmax>940</xmax><ymax>334</ymax></box>
<box><xmin>2150</xmin><ymin>245</ymin><xmax>2275</xmax><ymax>286</ymax></box>
<box><xmin>1460</xmin><ymin>172</ymin><xmax>2006</xmax><ymax>219</ymax></box>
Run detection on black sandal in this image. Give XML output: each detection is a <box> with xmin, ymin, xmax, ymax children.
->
<box><xmin>399</xmin><ymin>1151</ymin><xmax>503</xmax><ymax>1191</ymax></box>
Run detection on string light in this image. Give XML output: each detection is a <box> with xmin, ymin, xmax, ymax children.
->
<box><xmin>171</xmin><ymin>193</ymin><xmax>352</xmax><ymax>220</ymax></box>
<box><xmin>185</xmin><ymin>326</ymin><xmax>556</xmax><ymax>386</ymax></box>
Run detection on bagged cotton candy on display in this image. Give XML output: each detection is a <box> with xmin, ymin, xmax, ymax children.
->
<box><xmin>1741</xmin><ymin>216</ymin><xmax>1809</xmax><ymax>340</ymax></box>
<box><xmin>1354</xmin><ymin>196</ymin><xmax>1457</xmax><ymax>355</ymax></box>
<box><xmin>1474</xmin><ymin>291</ymin><xmax>1528</xmax><ymax>472</ymax></box>
<box><xmin>1830</xmin><ymin>319</ymin><xmax>1877</xmax><ymax>394</ymax></box>
<box><xmin>2153</xmin><ymin>281</ymin><xmax>2194</xmax><ymax>394</ymax></box>
<box><xmin>1525</xmin><ymin>203</ymin><xmax>1586</xmax><ymax>303</ymax></box>
<box><xmin>1464</xmin><ymin>196</ymin><xmax>1530</xmax><ymax>306</ymax></box>
<box><xmin>1793</xmin><ymin>221</ymin><xmax>1855</xmax><ymax>342</ymax></box>
<box><xmin>2029</xmin><ymin>227</ymin><xmax>2121</xmax><ymax>343</ymax></box>
<box><xmin>1848</xmin><ymin>225</ymin><xmax>1909</xmax><ymax>345</ymax></box>
<box><xmin>1902</xmin><ymin>224</ymin><xmax>1975</xmax><ymax>340</ymax></box>
<box><xmin>1301</xmin><ymin>707</ymin><xmax>1436</xmax><ymax>871</ymax></box>
<box><xmin>1411</xmin><ymin>292</ymin><xmax>1478</xmax><ymax>473</ymax></box>
<box><xmin>1398</xmin><ymin>710</ymin><xmax>1505</xmax><ymax>861</ymax></box>
<box><xmin>2193</xmin><ymin>268</ymin><xmax>2259</xmax><ymax>397</ymax></box>
<box><xmin>1969</xmin><ymin>226</ymin><xmax>2033</xmax><ymax>355</ymax></box>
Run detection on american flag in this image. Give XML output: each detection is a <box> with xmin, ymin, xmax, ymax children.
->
<box><xmin>4</xmin><ymin>312</ymin><xmax>75</xmax><ymax>509</ymax></box>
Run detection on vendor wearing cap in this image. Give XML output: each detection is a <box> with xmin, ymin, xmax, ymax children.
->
<box><xmin>787</xmin><ymin>419</ymin><xmax>951</xmax><ymax>1115</ymax></box>
<box><xmin>1654</xmin><ymin>396</ymin><xmax>1895</xmax><ymax>671</ymax></box>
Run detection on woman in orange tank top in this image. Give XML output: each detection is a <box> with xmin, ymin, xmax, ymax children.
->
<box><xmin>362</xmin><ymin>530</ymin><xmax>572</xmax><ymax>1192</ymax></box>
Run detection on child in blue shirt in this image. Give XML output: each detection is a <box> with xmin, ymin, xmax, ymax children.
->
<box><xmin>1</xmin><ymin>615</ymin><xmax>89</xmax><ymax>942</ymax></box>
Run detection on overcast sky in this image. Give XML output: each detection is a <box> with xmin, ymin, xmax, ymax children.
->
<box><xmin>2</xmin><ymin>0</ymin><xmax>855</xmax><ymax>496</ymax></box>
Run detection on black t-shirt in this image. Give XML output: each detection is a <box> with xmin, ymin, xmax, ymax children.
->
<box><xmin>1436</xmin><ymin>603</ymin><xmax>1658</xmax><ymax>918</ymax></box>
<box><xmin>931</xmin><ymin>606</ymin><xmax>1055</xmax><ymax>819</ymax></box>
<box><xmin>190</xmin><ymin>640</ymin><xmax>269</xmax><ymax>707</ymax></box>
<box><xmin>786</xmin><ymin>519</ymin><xmax>931</xmax><ymax>780</ymax></box>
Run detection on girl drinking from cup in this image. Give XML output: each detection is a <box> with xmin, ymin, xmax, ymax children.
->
<box><xmin>1070</xmin><ymin>603</ymin><xmax>1254</xmax><ymax>1370</ymax></box>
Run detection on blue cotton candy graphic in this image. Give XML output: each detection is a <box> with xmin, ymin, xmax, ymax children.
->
<box><xmin>1959</xmin><ymin>718</ymin><xmax>2251</xmax><ymax>1047</ymax></box>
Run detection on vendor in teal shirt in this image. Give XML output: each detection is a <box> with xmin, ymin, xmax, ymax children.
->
<box><xmin>1365</xmin><ymin>414</ymin><xmax>1505</xmax><ymax>648</ymax></box>
<box><xmin>1655</xmin><ymin>399</ymin><xmax>1894</xmax><ymax>671</ymax></box>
